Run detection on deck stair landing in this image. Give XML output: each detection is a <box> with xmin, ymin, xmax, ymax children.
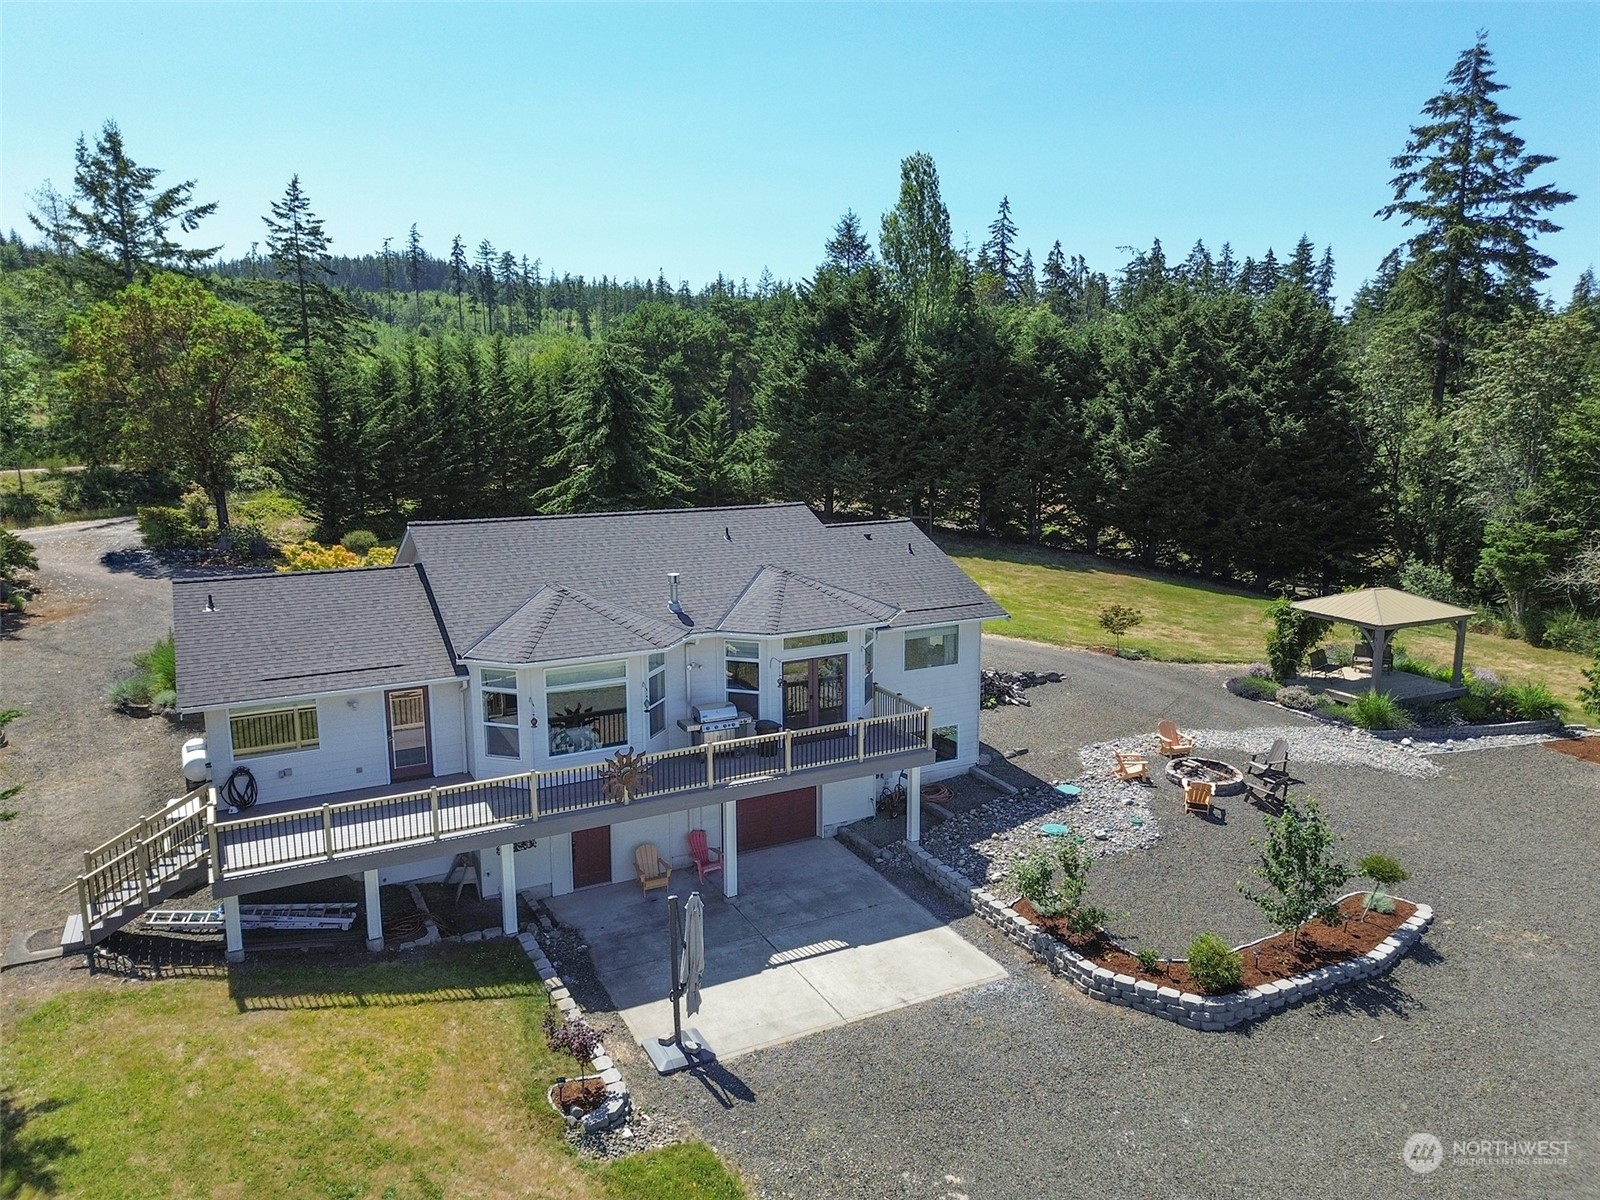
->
<box><xmin>63</xmin><ymin>783</ymin><xmax>215</xmax><ymax>951</ymax></box>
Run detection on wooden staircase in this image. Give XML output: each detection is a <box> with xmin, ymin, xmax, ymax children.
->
<box><xmin>62</xmin><ymin>784</ymin><xmax>214</xmax><ymax>951</ymax></box>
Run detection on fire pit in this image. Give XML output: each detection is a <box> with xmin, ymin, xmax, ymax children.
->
<box><xmin>1165</xmin><ymin>756</ymin><xmax>1244</xmax><ymax>797</ymax></box>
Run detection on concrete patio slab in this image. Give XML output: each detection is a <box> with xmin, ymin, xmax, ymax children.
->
<box><xmin>545</xmin><ymin>837</ymin><xmax>1006</xmax><ymax>1061</ymax></box>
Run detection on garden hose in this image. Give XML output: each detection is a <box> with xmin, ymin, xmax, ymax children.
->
<box><xmin>221</xmin><ymin>765</ymin><xmax>258</xmax><ymax>810</ymax></box>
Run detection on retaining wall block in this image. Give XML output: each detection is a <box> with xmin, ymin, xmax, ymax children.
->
<box><xmin>1180</xmin><ymin>992</ymin><xmax>1203</xmax><ymax>1011</ymax></box>
<box><xmin>1134</xmin><ymin>979</ymin><xmax>1159</xmax><ymax>999</ymax></box>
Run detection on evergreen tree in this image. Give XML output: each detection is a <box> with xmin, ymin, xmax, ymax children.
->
<box><xmin>1287</xmin><ymin>235</ymin><xmax>1317</xmax><ymax>291</ymax></box>
<box><xmin>262</xmin><ymin>175</ymin><xmax>348</xmax><ymax>356</ymax></box>
<box><xmin>32</xmin><ymin>120</ymin><xmax>218</xmax><ymax>294</ymax></box>
<box><xmin>405</xmin><ymin>224</ymin><xmax>424</xmax><ymax>313</ymax></box>
<box><xmin>1314</xmin><ymin>247</ymin><xmax>1336</xmax><ymax>307</ymax></box>
<box><xmin>1016</xmin><ymin>248</ymin><xmax>1037</xmax><ymax>305</ymax></box>
<box><xmin>449</xmin><ymin>235</ymin><xmax>468</xmax><ymax>328</ymax></box>
<box><xmin>282</xmin><ymin>353</ymin><xmax>361</xmax><ymax>540</ymax></box>
<box><xmin>497</xmin><ymin>251</ymin><xmax>520</xmax><ymax>333</ymax></box>
<box><xmin>476</xmin><ymin>239</ymin><xmax>497</xmax><ymax>332</ymax></box>
<box><xmin>823</xmin><ymin>210</ymin><xmax>873</xmax><ymax>273</ymax></box>
<box><xmin>879</xmin><ymin>152</ymin><xmax>955</xmax><ymax>340</ymax></box>
<box><xmin>380</xmin><ymin>236</ymin><xmax>396</xmax><ymax>322</ymax></box>
<box><xmin>984</xmin><ymin>196</ymin><xmax>1020</xmax><ymax>299</ymax></box>
<box><xmin>1377</xmin><ymin>32</ymin><xmax>1576</xmax><ymax>413</ymax></box>
<box><xmin>1041</xmin><ymin>241</ymin><xmax>1070</xmax><ymax>315</ymax></box>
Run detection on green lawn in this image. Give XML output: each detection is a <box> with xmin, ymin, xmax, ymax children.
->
<box><xmin>944</xmin><ymin>537</ymin><xmax>1592</xmax><ymax>712</ymax></box>
<box><xmin>2</xmin><ymin>943</ymin><xmax>745</xmax><ymax>1200</ymax></box>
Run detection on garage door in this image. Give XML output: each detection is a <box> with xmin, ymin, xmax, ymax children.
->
<box><xmin>738</xmin><ymin>787</ymin><xmax>817</xmax><ymax>853</ymax></box>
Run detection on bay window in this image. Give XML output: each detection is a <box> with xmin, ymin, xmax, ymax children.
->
<box><xmin>547</xmin><ymin>660</ymin><xmax>629</xmax><ymax>756</ymax></box>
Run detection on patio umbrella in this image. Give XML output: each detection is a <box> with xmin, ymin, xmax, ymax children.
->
<box><xmin>681</xmin><ymin>891</ymin><xmax>706</xmax><ymax>1016</ymax></box>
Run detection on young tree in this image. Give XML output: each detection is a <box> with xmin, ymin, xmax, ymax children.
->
<box><xmin>1097</xmin><ymin>604</ymin><xmax>1143</xmax><ymax>653</ymax></box>
<box><xmin>1238</xmin><ymin>798</ymin><xmax>1351</xmax><ymax>947</ymax></box>
<box><xmin>262</xmin><ymin>175</ymin><xmax>347</xmax><ymax>356</ymax></box>
<box><xmin>1377</xmin><ymin>32</ymin><xmax>1576</xmax><ymax>414</ymax></box>
<box><xmin>31</xmin><ymin>120</ymin><xmax>218</xmax><ymax>294</ymax></box>
<box><xmin>61</xmin><ymin>274</ymin><xmax>297</xmax><ymax>528</ymax></box>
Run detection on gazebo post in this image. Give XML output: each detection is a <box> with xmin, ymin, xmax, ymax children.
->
<box><xmin>1452</xmin><ymin>618</ymin><xmax>1467</xmax><ymax>686</ymax></box>
<box><xmin>1370</xmin><ymin>626</ymin><xmax>1388</xmax><ymax>688</ymax></box>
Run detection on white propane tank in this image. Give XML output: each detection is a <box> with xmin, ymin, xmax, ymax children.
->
<box><xmin>181</xmin><ymin>737</ymin><xmax>212</xmax><ymax>783</ymax></box>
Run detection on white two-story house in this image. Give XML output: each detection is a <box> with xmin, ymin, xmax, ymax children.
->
<box><xmin>169</xmin><ymin>503</ymin><xmax>1006</xmax><ymax>958</ymax></box>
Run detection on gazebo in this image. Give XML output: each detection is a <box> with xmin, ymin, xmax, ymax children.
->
<box><xmin>1291</xmin><ymin>587</ymin><xmax>1475</xmax><ymax>702</ymax></box>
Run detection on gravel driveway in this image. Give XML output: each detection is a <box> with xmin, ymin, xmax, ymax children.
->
<box><xmin>0</xmin><ymin>519</ymin><xmax>191</xmax><ymax>980</ymax></box>
<box><xmin>592</xmin><ymin>637</ymin><xmax>1599</xmax><ymax>1200</ymax></box>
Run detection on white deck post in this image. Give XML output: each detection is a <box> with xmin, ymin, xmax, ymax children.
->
<box><xmin>1452</xmin><ymin>619</ymin><xmax>1467</xmax><ymax>685</ymax></box>
<box><xmin>906</xmin><ymin>765</ymin><xmax>923</xmax><ymax>845</ymax></box>
<box><xmin>364</xmin><ymin>868</ymin><xmax>383</xmax><ymax>951</ymax></box>
<box><xmin>222</xmin><ymin>895</ymin><xmax>244</xmax><ymax>963</ymax></box>
<box><xmin>498</xmin><ymin>843</ymin><xmax>519</xmax><ymax>935</ymax></box>
<box><xmin>721</xmin><ymin>799</ymin><xmax>739</xmax><ymax>898</ymax></box>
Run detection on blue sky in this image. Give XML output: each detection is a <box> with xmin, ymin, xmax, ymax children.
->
<box><xmin>3</xmin><ymin>3</ymin><xmax>1596</xmax><ymax>307</ymax></box>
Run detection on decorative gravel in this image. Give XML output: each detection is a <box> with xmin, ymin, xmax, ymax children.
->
<box><xmin>1413</xmin><ymin>730</ymin><xmax>1564</xmax><ymax>755</ymax></box>
<box><xmin>1125</xmin><ymin>724</ymin><xmax>1444</xmax><ymax>779</ymax></box>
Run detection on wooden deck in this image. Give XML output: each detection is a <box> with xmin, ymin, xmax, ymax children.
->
<box><xmin>210</xmin><ymin>703</ymin><xmax>929</xmax><ymax>884</ymax></box>
<box><xmin>1296</xmin><ymin>667</ymin><xmax>1467</xmax><ymax>704</ymax></box>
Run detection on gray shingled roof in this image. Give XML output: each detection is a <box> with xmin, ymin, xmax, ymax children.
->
<box><xmin>400</xmin><ymin>503</ymin><xmax>1006</xmax><ymax>663</ymax></box>
<box><xmin>462</xmin><ymin>584</ymin><xmax>689</xmax><ymax>662</ymax></box>
<box><xmin>172</xmin><ymin>566</ymin><xmax>460</xmax><ymax>710</ymax></box>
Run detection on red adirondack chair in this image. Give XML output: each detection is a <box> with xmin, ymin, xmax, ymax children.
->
<box><xmin>687</xmin><ymin>829</ymin><xmax>723</xmax><ymax>883</ymax></box>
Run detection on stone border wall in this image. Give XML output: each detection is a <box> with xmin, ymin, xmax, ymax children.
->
<box><xmin>903</xmin><ymin>843</ymin><xmax>1433</xmax><ymax>1031</ymax></box>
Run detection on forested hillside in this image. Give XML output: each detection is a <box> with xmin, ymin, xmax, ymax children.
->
<box><xmin>2</xmin><ymin>34</ymin><xmax>1596</xmax><ymax>651</ymax></box>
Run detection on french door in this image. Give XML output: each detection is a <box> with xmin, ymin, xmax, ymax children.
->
<box><xmin>385</xmin><ymin>688</ymin><xmax>433</xmax><ymax>782</ymax></box>
<box><xmin>782</xmin><ymin>655</ymin><xmax>847</xmax><ymax>729</ymax></box>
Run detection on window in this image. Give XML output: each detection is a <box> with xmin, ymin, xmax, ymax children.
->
<box><xmin>482</xmin><ymin>668</ymin><xmax>520</xmax><ymax>759</ymax></box>
<box><xmin>783</xmin><ymin>630</ymin><xmax>847</xmax><ymax>650</ymax></box>
<box><xmin>646</xmin><ymin>653</ymin><xmax>667</xmax><ymax>738</ymax></box>
<box><xmin>231</xmin><ymin>703</ymin><xmax>319</xmax><ymax>757</ymax></box>
<box><xmin>933</xmin><ymin>725</ymin><xmax>959</xmax><ymax>762</ymax></box>
<box><xmin>547</xmin><ymin>660</ymin><xmax>628</xmax><ymax>756</ymax></box>
<box><xmin>904</xmin><ymin>625</ymin><xmax>959</xmax><ymax>670</ymax></box>
<box><xmin>863</xmin><ymin>629</ymin><xmax>875</xmax><ymax>705</ymax></box>
<box><xmin>725</xmin><ymin>640</ymin><xmax>760</xmax><ymax>719</ymax></box>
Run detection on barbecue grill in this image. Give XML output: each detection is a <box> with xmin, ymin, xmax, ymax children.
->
<box><xmin>680</xmin><ymin>703</ymin><xmax>753</xmax><ymax>746</ymax></box>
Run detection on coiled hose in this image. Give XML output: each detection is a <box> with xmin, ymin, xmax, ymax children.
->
<box><xmin>221</xmin><ymin>765</ymin><xmax>258</xmax><ymax>810</ymax></box>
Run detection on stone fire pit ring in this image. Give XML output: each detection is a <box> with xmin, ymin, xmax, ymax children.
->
<box><xmin>1165</xmin><ymin>756</ymin><xmax>1244</xmax><ymax>797</ymax></box>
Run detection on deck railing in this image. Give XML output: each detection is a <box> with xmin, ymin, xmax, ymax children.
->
<box><xmin>214</xmin><ymin>704</ymin><xmax>931</xmax><ymax>881</ymax></box>
<box><xmin>76</xmin><ymin>782</ymin><xmax>214</xmax><ymax>939</ymax></box>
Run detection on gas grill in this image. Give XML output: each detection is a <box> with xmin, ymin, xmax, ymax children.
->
<box><xmin>680</xmin><ymin>703</ymin><xmax>753</xmax><ymax>746</ymax></box>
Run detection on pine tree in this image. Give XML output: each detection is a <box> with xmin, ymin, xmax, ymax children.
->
<box><xmin>1216</xmin><ymin>243</ymin><xmax>1238</xmax><ymax>291</ymax></box>
<box><xmin>1378</xmin><ymin>31</ymin><xmax>1576</xmax><ymax>413</ymax></box>
<box><xmin>449</xmin><ymin>236</ymin><xmax>468</xmax><ymax>328</ymax></box>
<box><xmin>262</xmin><ymin>175</ymin><xmax>347</xmax><ymax>356</ymax></box>
<box><xmin>380</xmin><ymin>236</ymin><xmax>395</xmax><ymax>322</ymax></box>
<box><xmin>1041</xmin><ymin>241</ymin><xmax>1070</xmax><ymax>315</ymax></box>
<box><xmin>1287</xmin><ymin>235</ymin><xmax>1317</xmax><ymax>291</ymax></box>
<box><xmin>1016</xmin><ymin>249</ymin><xmax>1037</xmax><ymax>306</ymax></box>
<box><xmin>32</xmin><ymin>120</ymin><xmax>218</xmax><ymax>293</ymax></box>
<box><xmin>984</xmin><ymin>197</ymin><xmax>1020</xmax><ymax>299</ymax></box>
<box><xmin>405</xmin><ymin>224</ymin><xmax>425</xmax><ymax>314</ymax></box>
<box><xmin>476</xmin><ymin>240</ymin><xmax>497</xmax><ymax>333</ymax></box>
<box><xmin>1314</xmin><ymin>247</ymin><xmax>1336</xmax><ymax>307</ymax></box>
<box><xmin>497</xmin><ymin>251</ymin><xmax>520</xmax><ymax>334</ymax></box>
<box><xmin>823</xmin><ymin>210</ymin><xmax>873</xmax><ymax>273</ymax></box>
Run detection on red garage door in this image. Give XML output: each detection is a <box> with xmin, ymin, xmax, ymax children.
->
<box><xmin>738</xmin><ymin>788</ymin><xmax>817</xmax><ymax>853</ymax></box>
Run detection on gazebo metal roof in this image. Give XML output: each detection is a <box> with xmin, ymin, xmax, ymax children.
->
<box><xmin>1290</xmin><ymin>587</ymin><xmax>1474</xmax><ymax>632</ymax></box>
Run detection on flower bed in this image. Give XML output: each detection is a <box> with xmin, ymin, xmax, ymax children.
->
<box><xmin>902</xmin><ymin>843</ymin><xmax>1433</xmax><ymax>1031</ymax></box>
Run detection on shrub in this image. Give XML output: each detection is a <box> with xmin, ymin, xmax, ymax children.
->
<box><xmin>1396</xmin><ymin>557</ymin><xmax>1464</xmax><ymax>606</ymax></box>
<box><xmin>1358</xmin><ymin>853</ymin><xmax>1409</xmax><ymax>920</ymax></box>
<box><xmin>59</xmin><ymin>466</ymin><xmax>180</xmax><ymax>511</ymax></box>
<box><xmin>1065</xmin><ymin>905</ymin><xmax>1108</xmax><ymax>936</ymax></box>
<box><xmin>109</xmin><ymin>633</ymin><xmax>179</xmax><ymax>712</ymax></box>
<box><xmin>1232</xmin><ymin>676</ymin><xmax>1279</xmax><ymax>700</ymax></box>
<box><xmin>1499</xmin><ymin>680</ymin><xmax>1559</xmax><ymax>721</ymax></box>
<box><xmin>0</xmin><ymin>491</ymin><xmax>47</xmax><ymax>523</ymax></box>
<box><xmin>1349</xmin><ymin>690</ymin><xmax>1413</xmax><ymax>730</ymax></box>
<box><xmin>1186</xmin><ymin>933</ymin><xmax>1243</xmax><ymax>994</ymax></box>
<box><xmin>278</xmin><ymin>540</ymin><xmax>363</xmax><ymax>572</ymax></box>
<box><xmin>181</xmin><ymin>490</ymin><xmax>212</xmax><ymax>529</ymax></box>
<box><xmin>542</xmin><ymin>1012</ymin><xmax>605</xmax><ymax>1082</ymax></box>
<box><xmin>1013</xmin><ymin>842</ymin><xmax>1093</xmax><ymax>921</ymax></box>
<box><xmin>1238</xmin><ymin>798</ymin><xmax>1350</xmax><ymax>947</ymax></box>
<box><xmin>1469</xmin><ymin>666</ymin><xmax>1501</xmax><ymax>691</ymax></box>
<box><xmin>1542</xmin><ymin>610</ymin><xmax>1600</xmax><ymax>655</ymax></box>
<box><xmin>1265</xmin><ymin>597</ymin><xmax>1329</xmax><ymax>681</ymax></box>
<box><xmin>136</xmin><ymin>505</ymin><xmax>207</xmax><ymax>552</ymax></box>
<box><xmin>1097</xmin><ymin>604</ymin><xmax>1144</xmax><ymax>653</ymax></box>
<box><xmin>1274</xmin><ymin>685</ymin><xmax>1319</xmax><ymax>712</ymax></box>
<box><xmin>1581</xmin><ymin>651</ymin><xmax>1600</xmax><ymax>722</ymax></box>
<box><xmin>340</xmin><ymin>529</ymin><xmax>379</xmax><ymax>555</ymax></box>
<box><xmin>1246</xmin><ymin>663</ymin><xmax>1273</xmax><ymax>679</ymax></box>
<box><xmin>364</xmin><ymin>545</ymin><xmax>397</xmax><ymax>567</ymax></box>
<box><xmin>1134</xmin><ymin>946</ymin><xmax>1163</xmax><ymax>974</ymax></box>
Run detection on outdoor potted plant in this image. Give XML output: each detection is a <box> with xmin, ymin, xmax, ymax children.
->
<box><xmin>543</xmin><ymin>1013</ymin><xmax>608</xmax><ymax>1121</ymax></box>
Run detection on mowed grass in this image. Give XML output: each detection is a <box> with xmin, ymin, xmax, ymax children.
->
<box><xmin>943</xmin><ymin>538</ymin><xmax>1593</xmax><ymax>711</ymax></box>
<box><xmin>1</xmin><ymin>942</ymin><xmax>745</xmax><ymax>1200</ymax></box>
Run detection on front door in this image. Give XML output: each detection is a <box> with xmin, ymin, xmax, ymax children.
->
<box><xmin>385</xmin><ymin>688</ymin><xmax>432</xmax><ymax>782</ymax></box>
<box><xmin>571</xmin><ymin>825</ymin><xmax>612</xmax><ymax>889</ymax></box>
<box><xmin>782</xmin><ymin>655</ymin><xmax>847</xmax><ymax>729</ymax></box>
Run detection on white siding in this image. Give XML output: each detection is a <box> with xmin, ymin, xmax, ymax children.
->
<box><xmin>429</xmin><ymin>682</ymin><xmax>467</xmax><ymax>775</ymax></box>
<box><xmin>873</xmin><ymin>618</ymin><xmax>984</xmax><ymax>782</ymax></box>
<box><xmin>204</xmin><ymin>690</ymin><xmax>391</xmax><ymax>805</ymax></box>
<box><xmin>820</xmin><ymin>777</ymin><xmax>875</xmax><ymax>832</ymax></box>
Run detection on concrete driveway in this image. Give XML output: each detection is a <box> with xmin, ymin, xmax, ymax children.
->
<box><xmin>544</xmin><ymin>837</ymin><xmax>1005</xmax><ymax>1061</ymax></box>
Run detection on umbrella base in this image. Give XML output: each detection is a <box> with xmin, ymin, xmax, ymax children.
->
<box><xmin>643</xmin><ymin>1028</ymin><xmax>715</xmax><ymax>1075</ymax></box>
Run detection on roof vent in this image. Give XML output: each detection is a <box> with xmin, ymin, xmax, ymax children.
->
<box><xmin>864</xmin><ymin>532</ymin><xmax>872</xmax><ymax>540</ymax></box>
<box><xmin>668</xmin><ymin>572</ymin><xmax>682</xmax><ymax>612</ymax></box>
<box><xmin>908</xmin><ymin>542</ymin><xmax>914</xmax><ymax>555</ymax></box>
<box><xmin>724</xmin><ymin>526</ymin><xmax>732</xmax><ymax>541</ymax></box>
<box><xmin>205</xmin><ymin>593</ymin><xmax>216</xmax><ymax>613</ymax></box>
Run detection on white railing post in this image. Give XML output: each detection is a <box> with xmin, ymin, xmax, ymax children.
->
<box><xmin>429</xmin><ymin>787</ymin><xmax>441</xmax><ymax>838</ymax></box>
<box><xmin>526</xmin><ymin>771</ymin><xmax>538</xmax><ymax>821</ymax></box>
<box><xmin>322</xmin><ymin>806</ymin><xmax>335</xmax><ymax>859</ymax></box>
<box><xmin>924</xmin><ymin>708</ymin><xmax>934</xmax><ymax>750</ymax></box>
<box><xmin>856</xmin><ymin>719</ymin><xmax>866</xmax><ymax>761</ymax></box>
<box><xmin>206</xmin><ymin>807</ymin><xmax>221</xmax><ymax>879</ymax></box>
<box><xmin>783</xmin><ymin>731</ymin><xmax>793</xmax><ymax>774</ymax></box>
<box><xmin>704</xmin><ymin>744</ymin><xmax>715</xmax><ymax>789</ymax></box>
<box><xmin>78</xmin><ymin>876</ymin><xmax>92</xmax><ymax>939</ymax></box>
<box><xmin>134</xmin><ymin>841</ymin><xmax>151</xmax><ymax>907</ymax></box>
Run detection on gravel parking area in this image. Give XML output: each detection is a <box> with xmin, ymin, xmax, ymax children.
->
<box><xmin>576</xmin><ymin>637</ymin><xmax>1599</xmax><ymax>1199</ymax></box>
<box><xmin>0</xmin><ymin>519</ymin><xmax>194</xmax><ymax>1000</ymax></box>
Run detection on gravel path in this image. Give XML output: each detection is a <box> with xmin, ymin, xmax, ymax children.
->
<box><xmin>0</xmin><ymin>518</ymin><xmax>192</xmax><ymax>991</ymax></box>
<box><xmin>578</xmin><ymin>638</ymin><xmax>1599</xmax><ymax>1199</ymax></box>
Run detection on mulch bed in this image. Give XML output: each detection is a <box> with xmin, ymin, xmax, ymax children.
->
<box><xmin>1545</xmin><ymin>737</ymin><xmax>1600</xmax><ymax>765</ymax></box>
<box><xmin>551</xmin><ymin>1076</ymin><xmax>609</xmax><ymax>1112</ymax></box>
<box><xmin>1015</xmin><ymin>893</ymin><xmax>1415</xmax><ymax>996</ymax></box>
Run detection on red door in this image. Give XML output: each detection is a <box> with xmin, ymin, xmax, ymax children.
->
<box><xmin>571</xmin><ymin>825</ymin><xmax>612</xmax><ymax>889</ymax></box>
<box><xmin>738</xmin><ymin>788</ymin><xmax>816</xmax><ymax>853</ymax></box>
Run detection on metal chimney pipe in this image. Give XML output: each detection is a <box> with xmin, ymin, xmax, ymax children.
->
<box><xmin>668</xmin><ymin>572</ymin><xmax>681</xmax><ymax>611</ymax></box>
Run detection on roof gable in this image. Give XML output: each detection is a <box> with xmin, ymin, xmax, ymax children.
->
<box><xmin>463</xmin><ymin>584</ymin><xmax>689</xmax><ymax>663</ymax></box>
<box><xmin>717</xmin><ymin>565</ymin><xmax>899</xmax><ymax>636</ymax></box>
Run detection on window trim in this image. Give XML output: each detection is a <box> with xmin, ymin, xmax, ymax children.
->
<box><xmin>230</xmin><ymin>703</ymin><xmax>320</xmax><ymax>758</ymax></box>
<box><xmin>725</xmin><ymin>640</ymin><xmax>761</xmax><ymax>719</ymax></box>
<box><xmin>904</xmin><ymin>625</ymin><xmax>960</xmax><ymax>671</ymax></box>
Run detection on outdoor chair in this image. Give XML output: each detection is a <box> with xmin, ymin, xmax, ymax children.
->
<box><xmin>1308</xmin><ymin>649</ymin><xmax>1330</xmax><ymax>675</ymax></box>
<box><xmin>1156</xmin><ymin>720</ymin><xmax>1194</xmax><ymax>758</ymax></box>
<box><xmin>686</xmin><ymin>829</ymin><xmax>723</xmax><ymax>884</ymax></box>
<box><xmin>1183</xmin><ymin>779</ymin><xmax>1214</xmax><ymax>816</ymax></box>
<box><xmin>634</xmin><ymin>843</ymin><xmax>672</xmax><ymax>897</ymax></box>
<box><xmin>1246</xmin><ymin>738</ymin><xmax>1289</xmax><ymax>779</ymax></box>
<box><xmin>1112</xmin><ymin>751</ymin><xmax>1150</xmax><ymax>783</ymax></box>
<box><xmin>1244</xmin><ymin>771</ymin><xmax>1288</xmax><ymax>811</ymax></box>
